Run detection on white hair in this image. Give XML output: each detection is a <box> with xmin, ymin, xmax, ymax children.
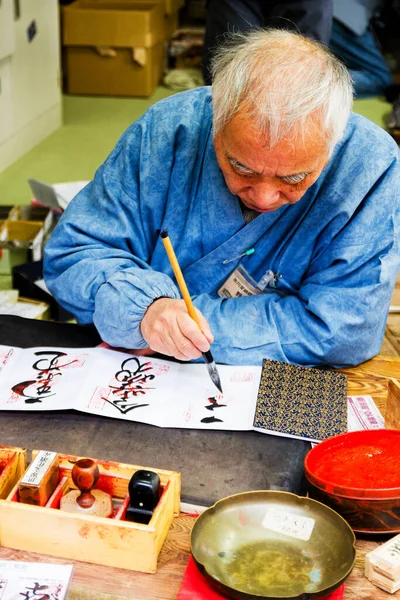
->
<box><xmin>211</xmin><ymin>29</ymin><xmax>354</xmax><ymax>153</ymax></box>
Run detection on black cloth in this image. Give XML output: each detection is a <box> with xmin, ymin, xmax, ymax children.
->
<box><xmin>202</xmin><ymin>0</ymin><xmax>333</xmax><ymax>83</ymax></box>
<box><xmin>0</xmin><ymin>315</ymin><xmax>101</xmax><ymax>348</ymax></box>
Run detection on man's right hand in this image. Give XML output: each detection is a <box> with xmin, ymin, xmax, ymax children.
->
<box><xmin>140</xmin><ymin>298</ymin><xmax>214</xmax><ymax>361</ymax></box>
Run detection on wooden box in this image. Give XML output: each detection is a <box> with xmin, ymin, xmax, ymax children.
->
<box><xmin>0</xmin><ymin>446</ymin><xmax>27</xmax><ymax>499</ymax></box>
<box><xmin>0</xmin><ymin>451</ymin><xmax>181</xmax><ymax>573</ymax></box>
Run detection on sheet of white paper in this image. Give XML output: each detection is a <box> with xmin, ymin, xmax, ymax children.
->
<box><xmin>0</xmin><ymin>346</ymin><xmax>19</xmax><ymax>377</ymax></box>
<box><xmin>34</xmin><ymin>278</ymin><xmax>51</xmax><ymax>295</ymax></box>
<box><xmin>0</xmin><ymin>302</ymin><xmax>46</xmax><ymax>319</ymax></box>
<box><xmin>52</xmin><ymin>181</ymin><xmax>89</xmax><ymax>210</ymax></box>
<box><xmin>0</xmin><ymin>290</ymin><xmax>19</xmax><ymax>305</ymax></box>
<box><xmin>0</xmin><ymin>560</ymin><xmax>73</xmax><ymax>600</ymax></box>
<box><xmin>28</xmin><ymin>179</ymin><xmax>89</xmax><ymax>211</ymax></box>
<box><xmin>0</xmin><ymin>346</ymin><xmax>261</xmax><ymax>432</ymax></box>
<box><xmin>79</xmin><ymin>349</ymin><xmax>260</xmax><ymax>429</ymax></box>
<box><xmin>0</xmin><ymin>346</ymin><xmax>92</xmax><ymax>410</ymax></box>
<box><xmin>1</xmin><ymin>345</ymin><xmax>380</xmax><ymax>441</ymax></box>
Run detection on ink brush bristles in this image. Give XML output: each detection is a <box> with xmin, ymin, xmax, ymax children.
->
<box><xmin>160</xmin><ymin>228</ymin><xmax>223</xmax><ymax>394</ymax></box>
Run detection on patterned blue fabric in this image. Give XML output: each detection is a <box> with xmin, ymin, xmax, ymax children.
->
<box><xmin>44</xmin><ymin>87</ymin><xmax>400</xmax><ymax>367</ymax></box>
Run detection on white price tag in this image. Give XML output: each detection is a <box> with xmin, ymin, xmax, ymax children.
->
<box><xmin>347</xmin><ymin>395</ymin><xmax>384</xmax><ymax>431</ymax></box>
<box><xmin>262</xmin><ymin>507</ymin><xmax>315</xmax><ymax>541</ymax></box>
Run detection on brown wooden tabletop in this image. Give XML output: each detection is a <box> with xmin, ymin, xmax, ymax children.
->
<box><xmin>1</xmin><ymin>354</ymin><xmax>399</xmax><ymax>600</ymax></box>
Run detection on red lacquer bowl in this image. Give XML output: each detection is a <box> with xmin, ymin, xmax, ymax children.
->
<box><xmin>304</xmin><ymin>429</ymin><xmax>400</xmax><ymax>534</ymax></box>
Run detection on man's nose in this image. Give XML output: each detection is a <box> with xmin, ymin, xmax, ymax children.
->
<box><xmin>249</xmin><ymin>182</ymin><xmax>280</xmax><ymax>207</ymax></box>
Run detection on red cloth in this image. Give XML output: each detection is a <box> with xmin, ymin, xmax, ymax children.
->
<box><xmin>177</xmin><ymin>556</ymin><xmax>345</xmax><ymax>599</ymax></box>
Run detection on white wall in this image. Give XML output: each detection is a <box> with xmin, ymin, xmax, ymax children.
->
<box><xmin>0</xmin><ymin>0</ymin><xmax>62</xmax><ymax>174</ymax></box>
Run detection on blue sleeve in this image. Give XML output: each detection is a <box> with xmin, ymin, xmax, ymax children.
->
<box><xmin>44</xmin><ymin>118</ymin><xmax>180</xmax><ymax>348</ymax></box>
<box><xmin>193</xmin><ymin>157</ymin><xmax>400</xmax><ymax>368</ymax></box>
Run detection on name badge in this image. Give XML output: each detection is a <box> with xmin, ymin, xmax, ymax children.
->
<box><xmin>218</xmin><ymin>265</ymin><xmax>262</xmax><ymax>298</ymax></box>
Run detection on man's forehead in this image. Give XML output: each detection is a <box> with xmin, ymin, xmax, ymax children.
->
<box><xmin>223</xmin><ymin>140</ymin><xmax>322</xmax><ymax>175</ymax></box>
<box><xmin>220</xmin><ymin>117</ymin><xmax>328</xmax><ymax>174</ymax></box>
<box><xmin>222</xmin><ymin>109</ymin><xmax>327</xmax><ymax>151</ymax></box>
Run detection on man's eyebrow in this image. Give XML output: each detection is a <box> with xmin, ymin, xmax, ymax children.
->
<box><xmin>227</xmin><ymin>155</ymin><xmax>259</xmax><ymax>174</ymax></box>
<box><xmin>227</xmin><ymin>154</ymin><xmax>311</xmax><ymax>180</ymax></box>
<box><xmin>277</xmin><ymin>171</ymin><xmax>311</xmax><ymax>182</ymax></box>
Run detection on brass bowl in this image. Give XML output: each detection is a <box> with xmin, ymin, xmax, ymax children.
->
<box><xmin>191</xmin><ymin>491</ymin><xmax>356</xmax><ymax>600</ymax></box>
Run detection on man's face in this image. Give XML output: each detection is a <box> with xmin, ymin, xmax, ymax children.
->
<box><xmin>214</xmin><ymin>112</ymin><xmax>330</xmax><ymax>213</ymax></box>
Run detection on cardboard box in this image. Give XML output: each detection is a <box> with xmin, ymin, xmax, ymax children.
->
<box><xmin>0</xmin><ymin>206</ymin><xmax>14</xmax><ymax>220</ymax></box>
<box><xmin>8</xmin><ymin>205</ymin><xmax>50</xmax><ymax>222</ymax></box>
<box><xmin>62</xmin><ymin>0</ymin><xmax>166</xmax><ymax>97</ymax></box>
<box><xmin>0</xmin><ymin>209</ymin><xmax>55</xmax><ymax>274</ymax></box>
<box><xmin>0</xmin><ymin>206</ymin><xmax>50</xmax><ymax>222</ymax></box>
<box><xmin>164</xmin><ymin>0</ymin><xmax>184</xmax><ymax>16</ymax></box>
<box><xmin>117</xmin><ymin>0</ymin><xmax>184</xmax><ymax>17</ymax></box>
<box><xmin>118</xmin><ymin>0</ymin><xmax>182</xmax><ymax>38</ymax></box>
<box><xmin>0</xmin><ymin>221</ymin><xmax>39</xmax><ymax>276</ymax></box>
<box><xmin>64</xmin><ymin>43</ymin><xmax>165</xmax><ymax>97</ymax></box>
<box><xmin>1</xmin><ymin>220</ymin><xmax>44</xmax><ymax>244</ymax></box>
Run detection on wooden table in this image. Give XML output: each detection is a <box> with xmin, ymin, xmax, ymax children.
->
<box><xmin>1</xmin><ymin>354</ymin><xmax>399</xmax><ymax>600</ymax></box>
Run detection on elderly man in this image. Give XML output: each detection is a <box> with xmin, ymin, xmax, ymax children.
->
<box><xmin>44</xmin><ymin>29</ymin><xmax>400</xmax><ymax>368</ymax></box>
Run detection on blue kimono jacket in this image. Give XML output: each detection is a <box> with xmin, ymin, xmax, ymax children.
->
<box><xmin>44</xmin><ymin>87</ymin><xmax>400</xmax><ymax>367</ymax></box>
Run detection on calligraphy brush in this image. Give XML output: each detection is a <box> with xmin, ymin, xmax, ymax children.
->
<box><xmin>160</xmin><ymin>228</ymin><xmax>223</xmax><ymax>394</ymax></box>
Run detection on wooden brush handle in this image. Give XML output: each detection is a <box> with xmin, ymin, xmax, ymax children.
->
<box><xmin>160</xmin><ymin>231</ymin><xmax>201</xmax><ymax>329</ymax></box>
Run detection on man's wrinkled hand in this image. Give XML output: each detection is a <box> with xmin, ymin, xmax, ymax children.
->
<box><xmin>140</xmin><ymin>298</ymin><xmax>214</xmax><ymax>361</ymax></box>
